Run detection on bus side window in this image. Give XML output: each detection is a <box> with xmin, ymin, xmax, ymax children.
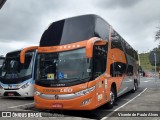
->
<box><xmin>110</xmin><ymin>62</ymin><xmax>126</xmax><ymax>77</ymax></box>
<box><xmin>126</xmin><ymin>65</ymin><xmax>133</xmax><ymax>76</ymax></box>
<box><xmin>93</xmin><ymin>45</ymin><xmax>107</xmax><ymax>79</ymax></box>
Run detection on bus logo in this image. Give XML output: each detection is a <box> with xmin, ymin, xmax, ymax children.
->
<box><xmin>8</xmin><ymin>84</ymin><xmax>12</xmax><ymax>89</ymax></box>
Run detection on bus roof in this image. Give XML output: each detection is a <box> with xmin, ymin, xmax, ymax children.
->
<box><xmin>5</xmin><ymin>50</ymin><xmax>22</xmax><ymax>59</ymax></box>
<box><xmin>6</xmin><ymin>48</ymin><xmax>36</xmax><ymax>58</ymax></box>
<box><xmin>0</xmin><ymin>0</ymin><xmax>7</xmax><ymax>9</ymax></box>
<box><xmin>40</xmin><ymin>14</ymin><xmax>110</xmax><ymax>47</ymax></box>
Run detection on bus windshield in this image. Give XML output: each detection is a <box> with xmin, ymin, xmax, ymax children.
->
<box><xmin>0</xmin><ymin>58</ymin><xmax>5</xmax><ymax>68</ymax></box>
<box><xmin>36</xmin><ymin>48</ymin><xmax>92</xmax><ymax>86</ymax></box>
<box><xmin>0</xmin><ymin>51</ymin><xmax>34</xmax><ymax>83</ymax></box>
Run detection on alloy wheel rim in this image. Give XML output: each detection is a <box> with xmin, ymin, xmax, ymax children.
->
<box><xmin>110</xmin><ymin>91</ymin><xmax>114</xmax><ymax>104</ymax></box>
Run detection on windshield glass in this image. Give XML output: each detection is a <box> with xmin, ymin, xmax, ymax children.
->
<box><xmin>36</xmin><ymin>48</ymin><xmax>92</xmax><ymax>85</ymax></box>
<box><xmin>0</xmin><ymin>58</ymin><xmax>5</xmax><ymax>67</ymax></box>
<box><xmin>0</xmin><ymin>51</ymin><xmax>34</xmax><ymax>80</ymax></box>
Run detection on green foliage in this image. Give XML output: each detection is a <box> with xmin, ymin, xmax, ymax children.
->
<box><xmin>139</xmin><ymin>53</ymin><xmax>154</xmax><ymax>71</ymax></box>
<box><xmin>155</xmin><ymin>26</ymin><xmax>160</xmax><ymax>41</ymax></box>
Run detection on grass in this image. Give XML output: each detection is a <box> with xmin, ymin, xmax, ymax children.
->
<box><xmin>139</xmin><ymin>53</ymin><xmax>154</xmax><ymax>71</ymax></box>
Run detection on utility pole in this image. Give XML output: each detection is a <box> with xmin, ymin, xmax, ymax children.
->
<box><xmin>154</xmin><ymin>52</ymin><xmax>157</xmax><ymax>87</ymax></box>
<box><xmin>138</xmin><ymin>51</ymin><xmax>140</xmax><ymax>66</ymax></box>
<box><xmin>154</xmin><ymin>53</ymin><xmax>157</xmax><ymax>76</ymax></box>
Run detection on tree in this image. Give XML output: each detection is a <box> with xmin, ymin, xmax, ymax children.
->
<box><xmin>155</xmin><ymin>26</ymin><xmax>160</xmax><ymax>41</ymax></box>
<box><xmin>149</xmin><ymin>49</ymin><xmax>160</xmax><ymax>66</ymax></box>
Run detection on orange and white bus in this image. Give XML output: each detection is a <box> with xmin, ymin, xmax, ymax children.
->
<box><xmin>20</xmin><ymin>14</ymin><xmax>140</xmax><ymax>110</ymax></box>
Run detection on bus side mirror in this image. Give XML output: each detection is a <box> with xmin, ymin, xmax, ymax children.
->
<box><xmin>86</xmin><ymin>37</ymin><xmax>107</xmax><ymax>58</ymax></box>
<box><xmin>20</xmin><ymin>46</ymin><xmax>38</xmax><ymax>64</ymax></box>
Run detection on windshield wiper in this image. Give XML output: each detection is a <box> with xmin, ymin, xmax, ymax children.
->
<box><xmin>79</xmin><ymin>77</ymin><xmax>91</xmax><ymax>81</ymax></box>
<box><xmin>60</xmin><ymin>77</ymin><xmax>90</xmax><ymax>83</ymax></box>
<box><xmin>59</xmin><ymin>78</ymin><xmax>78</xmax><ymax>81</ymax></box>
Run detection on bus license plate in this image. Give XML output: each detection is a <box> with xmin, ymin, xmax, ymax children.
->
<box><xmin>52</xmin><ymin>103</ymin><xmax>63</xmax><ymax>108</ymax></box>
<box><xmin>8</xmin><ymin>93</ymin><xmax>14</xmax><ymax>96</ymax></box>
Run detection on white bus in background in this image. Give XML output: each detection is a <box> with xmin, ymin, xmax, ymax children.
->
<box><xmin>0</xmin><ymin>56</ymin><xmax>5</xmax><ymax>68</ymax></box>
<box><xmin>0</xmin><ymin>48</ymin><xmax>37</xmax><ymax>97</ymax></box>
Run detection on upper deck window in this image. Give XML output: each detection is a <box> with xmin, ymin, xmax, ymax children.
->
<box><xmin>40</xmin><ymin>15</ymin><xmax>110</xmax><ymax>47</ymax></box>
<box><xmin>40</xmin><ymin>15</ymin><xmax>95</xmax><ymax>46</ymax></box>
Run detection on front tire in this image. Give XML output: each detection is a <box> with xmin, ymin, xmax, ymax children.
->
<box><xmin>131</xmin><ymin>81</ymin><xmax>138</xmax><ymax>93</ymax></box>
<box><xmin>106</xmin><ymin>87</ymin><xmax>116</xmax><ymax>109</ymax></box>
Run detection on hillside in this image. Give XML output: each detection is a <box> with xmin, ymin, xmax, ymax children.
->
<box><xmin>139</xmin><ymin>53</ymin><xmax>154</xmax><ymax>71</ymax></box>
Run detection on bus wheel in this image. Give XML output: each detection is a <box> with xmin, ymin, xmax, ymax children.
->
<box><xmin>106</xmin><ymin>87</ymin><xmax>115</xmax><ymax>109</ymax></box>
<box><xmin>131</xmin><ymin>81</ymin><xmax>137</xmax><ymax>93</ymax></box>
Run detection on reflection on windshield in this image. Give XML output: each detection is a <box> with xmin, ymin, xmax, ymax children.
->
<box><xmin>37</xmin><ymin>48</ymin><xmax>92</xmax><ymax>83</ymax></box>
<box><xmin>0</xmin><ymin>51</ymin><xmax>34</xmax><ymax>79</ymax></box>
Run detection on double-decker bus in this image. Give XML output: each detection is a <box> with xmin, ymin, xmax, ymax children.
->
<box><xmin>0</xmin><ymin>47</ymin><xmax>37</xmax><ymax>97</ymax></box>
<box><xmin>20</xmin><ymin>14</ymin><xmax>140</xmax><ymax>110</ymax></box>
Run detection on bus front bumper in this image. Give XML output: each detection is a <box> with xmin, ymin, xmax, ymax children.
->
<box><xmin>34</xmin><ymin>92</ymin><xmax>97</xmax><ymax>110</ymax></box>
<box><xmin>0</xmin><ymin>85</ymin><xmax>34</xmax><ymax>97</ymax></box>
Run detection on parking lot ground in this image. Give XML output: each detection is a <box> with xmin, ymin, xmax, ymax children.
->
<box><xmin>103</xmin><ymin>88</ymin><xmax>160</xmax><ymax>120</ymax></box>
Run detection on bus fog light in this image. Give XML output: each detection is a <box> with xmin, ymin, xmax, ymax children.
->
<box><xmin>25</xmin><ymin>92</ymin><xmax>29</xmax><ymax>96</ymax></box>
<box><xmin>81</xmin><ymin>99</ymin><xmax>91</xmax><ymax>106</ymax></box>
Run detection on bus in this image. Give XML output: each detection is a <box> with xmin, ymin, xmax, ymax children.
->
<box><xmin>0</xmin><ymin>47</ymin><xmax>37</xmax><ymax>97</ymax></box>
<box><xmin>0</xmin><ymin>56</ymin><xmax>5</xmax><ymax>68</ymax></box>
<box><xmin>20</xmin><ymin>14</ymin><xmax>140</xmax><ymax>110</ymax></box>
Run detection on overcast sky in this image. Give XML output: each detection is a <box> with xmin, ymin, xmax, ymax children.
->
<box><xmin>0</xmin><ymin>0</ymin><xmax>160</xmax><ymax>55</ymax></box>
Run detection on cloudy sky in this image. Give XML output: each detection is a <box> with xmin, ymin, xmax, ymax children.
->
<box><xmin>0</xmin><ymin>0</ymin><xmax>160</xmax><ymax>55</ymax></box>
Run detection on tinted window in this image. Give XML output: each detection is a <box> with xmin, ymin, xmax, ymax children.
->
<box><xmin>0</xmin><ymin>51</ymin><xmax>35</xmax><ymax>84</ymax></box>
<box><xmin>126</xmin><ymin>65</ymin><xmax>133</xmax><ymax>76</ymax></box>
<box><xmin>40</xmin><ymin>15</ymin><xmax>95</xmax><ymax>46</ymax></box>
<box><xmin>126</xmin><ymin>43</ymin><xmax>138</xmax><ymax>60</ymax></box>
<box><xmin>95</xmin><ymin>18</ymin><xmax>110</xmax><ymax>40</ymax></box>
<box><xmin>40</xmin><ymin>15</ymin><xmax>111</xmax><ymax>47</ymax></box>
<box><xmin>111</xmin><ymin>30</ymin><xmax>138</xmax><ymax>61</ymax></box>
<box><xmin>0</xmin><ymin>58</ymin><xmax>5</xmax><ymax>67</ymax></box>
<box><xmin>93</xmin><ymin>44</ymin><xmax>108</xmax><ymax>79</ymax></box>
<box><xmin>36</xmin><ymin>48</ymin><xmax>92</xmax><ymax>87</ymax></box>
<box><xmin>110</xmin><ymin>62</ymin><xmax>126</xmax><ymax>77</ymax></box>
<box><xmin>111</xmin><ymin>30</ymin><xmax>124</xmax><ymax>51</ymax></box>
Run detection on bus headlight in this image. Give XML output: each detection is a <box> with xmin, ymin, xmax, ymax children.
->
<box><xmin>75</xmin><ymin>86</ymin><xmax>95</xmax><ymax>97</ymax></box>
<box><xmin>0</xmin><ymin>84</ymin><xmax>3</xmax><ymax>89</ymax></box>
<box><xmin>21</xmin><ymin>82</ymin><xmax>29</xmax><ymax>89</ymax></box>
